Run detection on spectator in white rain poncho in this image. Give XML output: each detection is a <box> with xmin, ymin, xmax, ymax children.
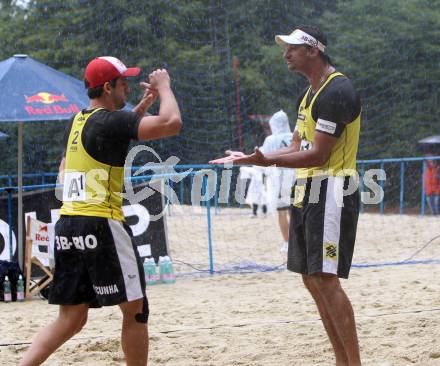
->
<box><xmin>260</xmin><ymin>110</ymin><xmax>296</xmax><ymax>251</ymax></box>
<box><xmin>239</xmin><ymin>165</ymin><xmax>267</xmax><ymax>217</ymax></box>
<box><xmin>236</xmin><ymin>110</ymin><xmax>296</xmax><ymax>251</ymax></box>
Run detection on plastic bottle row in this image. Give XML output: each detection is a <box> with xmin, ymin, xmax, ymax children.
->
<box><xmin>143</xmin><ymin>256</ymin><xmax>176</xmax><ymax>285</ymax></box>
<box><xmin>2</xmin><ymin>275</ymin><xmax>25</xmax><ymax>302</ymax></box>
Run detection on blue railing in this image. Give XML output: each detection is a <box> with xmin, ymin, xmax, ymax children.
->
<box><xmin>1</xmin><ymin>157</ymin><xmax>439</xmax><ymax>270</ymax></box>
<box><xmin>1</xmin><ymin>156</ymin><xmax>440</xmax><ymax>216</ymax></box>
<box><xmin>357</xmin><ymin>156</ymin><xmax>440</xmax><ymax>215</ymax></box>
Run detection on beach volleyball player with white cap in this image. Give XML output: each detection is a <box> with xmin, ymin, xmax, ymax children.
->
<box><xmin>211</xmin><ymin>25</ymin><xmax>362</xmax><ymax>365</ymax></box>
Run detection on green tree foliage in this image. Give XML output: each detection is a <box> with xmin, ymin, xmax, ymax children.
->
<box><xmin>0</xmin><ymin>0</ymin><xmax>439</xmax><ymax>178</ymax></box>
<box><xmin>319</xmin><ymin>0</ymin><xmax>440</xmax><ymax>158</ymax></box>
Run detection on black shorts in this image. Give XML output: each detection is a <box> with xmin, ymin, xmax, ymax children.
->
<box><xmin>49</xmin><ymin>216</ymin><xmax>148</xmax><ymax>312</ymax></box>
<box><xmin>287</xmin><ymin>176</ymin><xmax>360</xmax><ymax>279</ymax></box>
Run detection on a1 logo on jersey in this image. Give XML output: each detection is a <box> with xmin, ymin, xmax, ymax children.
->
<box><xmin>63</xmin><ymin>172</ymin><xmax>86</xmax><ymax>202</ymax></box>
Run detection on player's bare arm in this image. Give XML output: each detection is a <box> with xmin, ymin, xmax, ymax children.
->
<box><xmin>264</xmin><ymin>131</ymin><xmax>338</xmax><ymax>168</ymax></box>
<box><xmin>210</xmin><ymin>130</ymin><xmax>301</xmax><ymax>165</ymax></box>
<box><xmin>133</xmin><ymin>82</ymin><xmax>158</xmax><ymax>117</ymax></box>
<box><xmin>57</xmin><ymin>156</ymin><xmax>66</xmax><ymax>184</ymax></box>
<box><xmin>211</xmin><ymin>130</ymin><xmax>337</xmax><ymax>168</ymax></box>
<box><xmin>137</xmin><ymin>69</ymin><xmax>182</xmax><ymax>141</ymax></box>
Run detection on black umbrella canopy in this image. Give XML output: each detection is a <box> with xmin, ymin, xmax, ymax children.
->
<box><xmin>418</xmin><ymin>135</ymin><xmax>440</xmax><ymax>145</ymax></box>
<box><xmin>418</xmin><ymin>135</ymin><xmax>440</xmax><ymax>154</ymax></box>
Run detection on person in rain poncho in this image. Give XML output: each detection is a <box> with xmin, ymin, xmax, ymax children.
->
<box><xmin>238</xmin><ymin>165</ymin><xmax>268</xmax><ymax>217</ymax></box>
<box><xmin>230</xmin><ymin>110</ymin><xmax>296</xmax><ymax>249</ymax></box>
<box><xmin>259</xmin><ymin>110</ymin><xmax>296</xmax><ymax>251</ymax></box>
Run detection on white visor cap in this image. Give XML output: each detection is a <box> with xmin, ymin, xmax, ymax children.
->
<box><xmin>275</xmin><ymin>29</ymin><xmax>326</xmax><ymax>52</ymax></box>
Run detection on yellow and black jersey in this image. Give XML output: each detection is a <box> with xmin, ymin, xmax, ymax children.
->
<box><xmin>294</xmin><ymin>72</ymin><xmax>361</xmax><ymax>179</ymax></box>
<box><xmin>60</xmin><ymin>108</ymin><xmax>141</xmax><ymax>221</ymax></box>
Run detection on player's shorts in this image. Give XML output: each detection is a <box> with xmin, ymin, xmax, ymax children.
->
<box><xmin>287</xmin><ymin>175</ymin><xmax>360</xmax><ymax>279</ymax></box>
<box><xmin>49</xmin><ymin>215</ymin><xmax>148</xmax><ymax>314</ymax></box>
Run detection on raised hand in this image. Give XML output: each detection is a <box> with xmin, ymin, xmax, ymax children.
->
<box><xmin>133</xmin><ymin>82</ymin><xmax>158</xmax><ymax>116</ymax></box>
<box><xmin>149</xmin><ymin>68</ymin><xmax>171</xmax><ymax>89</ymax></box>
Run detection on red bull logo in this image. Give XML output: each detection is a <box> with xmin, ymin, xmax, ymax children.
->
<box><xmin>39</xmin><ymin>225</ymin><xmax>48</xmax><ymax>232</ymax></box>
<box><xmin>35</xmin><ymin>233</ymin><xmax>49</xmax><ymax>242</ymax></box>
<box><xmin>23</xmin><ymin>91</ymin><xmax>80</xmax><ymax>116</ymax></box>
<box><xmin>25</xmin><ymin>92</ymin><xmax>68</xmax><ymax>104</ymax></box>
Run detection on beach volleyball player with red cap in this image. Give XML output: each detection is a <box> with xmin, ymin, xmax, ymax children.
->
<box><xmin>20</xmin><ymin>57</ymin><xmax>182</xmax><ymax>366</ymax></box>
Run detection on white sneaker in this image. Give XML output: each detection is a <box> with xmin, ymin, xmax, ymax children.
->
<box><xmin>280</xmin><ymin>242</ymin><xmax>288</xmax><ymax>252</ymax></box>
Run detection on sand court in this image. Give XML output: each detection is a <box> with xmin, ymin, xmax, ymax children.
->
<box><xmin>1</xmin><ymin>211</ymin><xmax>439</xmax><ymax>365</ymax></box>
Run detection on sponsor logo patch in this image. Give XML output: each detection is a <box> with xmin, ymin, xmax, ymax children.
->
<box><xmin>324</xmin><ymin>242</ymin><xmax>338</xmax><ymax>260</ymax></box>
<box><xmin>316</xmin><ymin>119</ymin><xmax>337</xmax><ymax>134</ymax></box>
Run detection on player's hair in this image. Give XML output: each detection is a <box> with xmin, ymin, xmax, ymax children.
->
<box><xmin>297</xmin><ymin>25</ymin><xmax>333</xmax><ymax>66</ymax></box>
<box><xmin>84</xmin><ymin>78</ymin><xmax>118</xmax><ymax>99</ymax></box>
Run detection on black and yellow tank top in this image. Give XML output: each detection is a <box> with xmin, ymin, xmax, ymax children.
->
<box><xmin>295</xmin><ymin>72</ymin><xmax>361</xmax><ymax>179</ymax></box>
<box><xmin>60</xmin><ymin>108</ymin><xmax>126</xmax><ymax>220</ymax></box>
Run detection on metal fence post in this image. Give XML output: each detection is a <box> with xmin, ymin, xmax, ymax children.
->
<box><xmin>421</xmin><ymin>159</ymin><xmax>426</xmax><ymax>216</ymax></box>
<box><xmin>179</xmin><ymin>176</ymin><xmax>184</xmax><ymax>205</ymax></box>
<box><xmin>380</xmin><ymin>161</ymin><xmax>385</xmax><ymax>214</ymax></box>
<box><xmin>214</xmin><ymin>167</ymin><xmax>219</xmax><ymax>215</ymax></box>
<box><xmin>359</xmin><ymin>163</ymin><xmax>365</xmax><ymax>213</ymax></box>
<box><xmin>399</xmin><ymin>161</ymin><xmax>405</xmax><ymax>215</ymax></box>
<box><xmin>204</xmin><ymin>176</ymin><xmax>214</xmax><ymax>274</ymax></box>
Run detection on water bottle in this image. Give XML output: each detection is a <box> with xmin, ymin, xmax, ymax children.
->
<box><xmin>159</xmin><ymin>256</ymin><xmax>168</xmax><ymax>284</ymax></box>
<box><xmin>144</xmin><ymin>258</ymin><xmax>158</xmax><ymax>286</ymax></box>
<box><xmin>16</xmin><ymin>275</ymin><xmax>25</xmax><ymax>302</ymax></box>
<box><xmin>164</xmin><ymin>256</ymin><xmax>176</xmax><ymax>284</ymax></box>
<box><xmin>143</xmin><ymin>258</ymin><xmax>150</xmax><ymax>285</ymax></box>
<box><xmin>150</xmin><ymin>258</ymin><xmax>160</xmax><ymax>284</ymax></box>
<box><xmin>3</xmin><ymin>276</ymin><xmax>12</xmax><ymax>303</ymax></box>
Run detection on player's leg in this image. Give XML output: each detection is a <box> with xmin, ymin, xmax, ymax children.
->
<box><xmin>302</xmin><ymin>177</ymin><xmax>360</xmax><ymax>365</ymax></box>
<box><xmin>304</xmin><ymin>176</ymin><xmax>361</xmax><ymax>365</ymax></box>
<box><xmin>119</xmin><ymin>298</ymin><xmax>149</xmax><ymax>366</ymax></box>
<box><xmin>252</xmin><ymin>203</ymin><xmax>258</xmax><ymax>216</ymax></box>
<box><xmin>302</xmin><ymin>275</ymin><xmax>349</xmax><ymax>365</ymax></box>
<box><xmin>91</xmin><ymin>219</ymin><xmax>149</xmax><ymax>366</ymax></box>
<box><xmin>20</xmin><ymin>304</ymin><xmax>89</xmax><ymax>366</ymax></box>
<box><xmin>308</xmin><ymin>274</ymin><xmax>361</xmax><ymax>366</ymax></box>
<box><xmin>277</xmin><ymin>208</ymin><xmax>290</xmax><ymax>242</ymax></box>
<box><xmin>434</xmin><ymin>194</ymin><xmax>440</xmax><ymax>215</ymax></box>
<box><xmin>288</xmin><ymin>210</ymin><xmax>352</xmax><ymax>365</ymax></box>
<box><xmin>277</xmin><ymin>173</ymin><xmax>292</xmax><ymax>250</ymax></box>
<box><xmin>21</xmin><ymin>216</ymin><xmax>93</xmax><ymax>365</ymax></box>
<box><xmin>426</xmin><ymin>195</ymin><xmax>435</xmax><ymax>215</ymax></box>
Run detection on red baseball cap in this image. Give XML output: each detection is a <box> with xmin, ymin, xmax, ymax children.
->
<box><xmin>84</xmin><ymin>56</ymin><xmax>141</xmax><ymax>88</ymax></box>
